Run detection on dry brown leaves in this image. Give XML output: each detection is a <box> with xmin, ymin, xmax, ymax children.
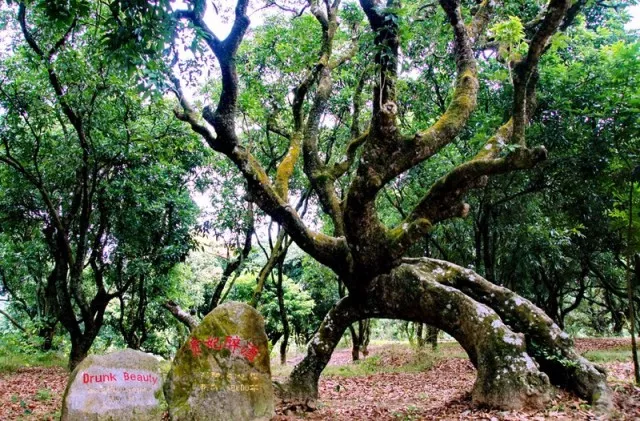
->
<box><xmin>0</xmin><ymin>339</ymin><xmax>638</xmax><ymax>420</ymax></box>
<box><xmin>0</xmin><ymin>367</ymin><xmax>67</xmax><ymax>420</ymax></box>
<box><xmin>275</xmin><ymin>343</ymin><xmax>640</xmax><ymax>421</ymax></box>
<box><xmin>573</xmin><ymin>338</ymin><xmax>631</xmax><ymax>353</ymax></box>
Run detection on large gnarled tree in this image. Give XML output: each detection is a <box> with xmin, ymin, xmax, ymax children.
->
<box><xmin>163</xmin><ymin>0</ymin><xmax>612</xmax><ymax>411</ymax></box>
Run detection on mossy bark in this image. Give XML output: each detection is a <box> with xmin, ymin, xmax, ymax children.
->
<box><xmin>286</xmin><ymin>260</ymin><xmax>612</xmax><ymax>412</ymax></box>
<box><xmin>404</xmin><ymin>257</ymin><xmax>613</xmax><ymax>411</ymax></box>
<box><xmin>283</xmin><ymin>297</ymin><xmax>359</xmax><ymax>400</ymax></box>
<box><xmin>165</xmin><ymin>302</ymin><xmax>274</xmax><ymax>421</ymax></box>
<box><xmin>286</xmin><ymin>263</ymin><xmax>554</xmax><ymax>410</ymax></box>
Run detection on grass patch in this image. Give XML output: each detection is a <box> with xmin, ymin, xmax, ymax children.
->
<box><xmin>435</xmin><ymin>342</ymin><xmax>468</xmax><ymax>359</ymax></box>
<box><xmin>323</xmin><ymin>348</ymin><xmax>441</xmax><ymax>377</ymax></box>
<box><xmin>392</xmin><ymin>405</ymin><xmax>422</xmax><ymax>420</ymax></box>
<box><xmin>272</xmin><ymin>341</ymin><xmax>468</xmax><ymax>379</ymax></box>
<box><xmin>322</xmin><ymin>355</ymin><xmax>386</xmax><ymax>377</ymax></box>
<box><xmin>35</xmin><ymin>388</ymin><xmax>52</xmax><ymax>402</ymax></box>
<box><xmin>582</xmin><ymin>347</ymin><xmax>634</xmax><ymax>363</ymax></box>
<box><xmin>271</xmin><ymin>361</ymin><xmax>294</xmax><ymax>378</ymax></box>
<box><xmin>0</xmin><ymin>351</ymin><xmax>67</xmax><ymax>374</ymax></box>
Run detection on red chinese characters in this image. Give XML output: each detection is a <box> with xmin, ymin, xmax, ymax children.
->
<box><xmin>224</xmin><ymin>335</ymin><xmax>242</xmax><ymax>354</ymax></box>
<box><xmin>241</xmin><ymin>342</ymin><xmax>260</xmax><ymax>363</ymax></box>
<box><xmin>188</xmin><ymin>335</ymin><xmax>260</xmax><ymax>363</ymax></box>
<box><xmin>189</xmin><ymin>337</ymin><xmax>201</xmax><ymax>356</ymax></box>
<box><xmin>204</xmin><ymin>336</ymin><xmax>223</xmax><ymax>350</ymax></box>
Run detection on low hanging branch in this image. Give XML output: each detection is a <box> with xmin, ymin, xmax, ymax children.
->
<box><xmin>163</xmin><ymin>301</ymin><xmax>198</xmax><ymax>332</ymax></box>
<box><xmin>0</xmin><ymin>308</ymin><xmax>27</xmax><ymax>333</ymax></box>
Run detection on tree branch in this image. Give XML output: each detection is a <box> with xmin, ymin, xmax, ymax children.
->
<box><xmin>512</xmin><ymin>0</ymin><xmax>570</xmax><ymax>145</ymax></box>
<box><xmin>164</xmin><ymin>300</ymin><xmax>198</xmax><ymax>331</ymax></box>
<box><xmin>171</xmin><ymin>3</ymin><xmax>350</xmax><ymax>275</ymax></box>
<box><xmin>0</xmin><ymin>308</ymin><xmax>27</xmax><ymax>332</ymax></box>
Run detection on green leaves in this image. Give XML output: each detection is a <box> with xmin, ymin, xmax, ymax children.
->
<box><xmin>491</xmin><ymin>16</ymin><xmax>526</xmax><ymax>46</ymax></box>
<box><xmin>491</xmin><ymin>16</ymin><xmax>528</xmax><ymax>63</ymax></box>
<box><xmin>342</xmin><ymin>1</ymin><xmax>365</xmax><ymax>27</ymax></box>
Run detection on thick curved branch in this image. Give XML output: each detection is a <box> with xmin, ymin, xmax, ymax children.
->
<box><xmin>326</xmin><ymin>130</ymin><xmax>369</xmax><ymax>181</ymax></box>
<box><xmin>274</xmin><ymin>133</ymin><xmax>301</xmax><ymax>200</ymax></box>
<box><xmin>294</xmin><ymin>1</ymin><xmax>355</xmax><ymax>236</ymax></box>
<box><xmin>468</xmin><ymin>0</ymin><xmax>495</xmax><ymax>43</ymax></box>
<box><xmin>390</xmin><ymin>128</ymin><xmax>547</xmax><ymax>257</ymax></box>
<box><xmin>172</xmin><ymin>1</ymin><xmax>350</xmax><ymax>275</ymax></box>
<box><xmin>302</xmin><ymin>67</ymin><xmax>346</xmax><ymax>235</ymax></box>
<box><xmin>512</xmin><ymin>0</ymin><xmax>570</xmax><ymax>144</ymax></box>
<box><xmin>380</xmin><ymin>0</ymin><xmax>479</xmax><ymax>188</ymax></box>
<box><xmin>328</xmin><ymin>32</ymin><xmax>359</xmax><ymax>70</ymax></box>
<box><xmin>408</xmin><ymin>257</ymin><xmax>612</xmax><ymax>410</ymax></box>
<box><xmin>389</xmin><ymin>0</ymin><xmax>570</xmax><ymax>256</ymax></box>
<box><xmin>164</xmin><ymin>301</ymin><xmax>198</xmax><ymax>331</ymax></box>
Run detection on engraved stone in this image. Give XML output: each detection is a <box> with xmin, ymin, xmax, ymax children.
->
<box><xmin>165</xmin><ymin>301</ymin><xmax>274</xmax><ymax>420</ymax></box>
<box><xmin>61</xmin><ymin>349</ymin><xmax>165</xmax><ymax>420</ymax></box>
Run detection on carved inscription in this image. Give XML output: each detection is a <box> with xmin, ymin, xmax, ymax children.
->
<box><xmin>188</xmin><ymin>334</ymin><xmax>260</xmax><ymax>362</ymax></box>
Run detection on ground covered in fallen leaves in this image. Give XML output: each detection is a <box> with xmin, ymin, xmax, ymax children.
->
<box><xmin>274</xmin><ymin>339</ymin><xmax>639</xmax><ymax>420</ymax></box>
<box><xmin>0</xmin><ymin>367</ymin><xmax>66</xmax><ymax>420</ymax></box>
<box><xmin>0</xmin><ymin>338</ymin><xmax>637</xmax><ymax>420</ymax></box>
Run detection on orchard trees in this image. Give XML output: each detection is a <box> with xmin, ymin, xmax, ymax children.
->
<box><xmin>0</xmin><ymin>2</ymin><xmax>205</xmax><ymax>368</ymax></box>
<box><xmin>4</xmin><ymin>0</ymin><xmax>635</xmax><ymax>411</ymax></box>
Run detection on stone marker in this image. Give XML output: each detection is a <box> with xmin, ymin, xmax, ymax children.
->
<box><xmin>61</xmin><ymin>348</ymin><xmax>165</xmax><ymax>421</ymax></box>
<box><xmin>165</xmin><ymin>301</ymin><xmax>274</xmax><ymax>420</ymax></box>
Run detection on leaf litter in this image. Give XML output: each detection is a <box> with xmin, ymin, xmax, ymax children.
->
<box><xmin>0</xmin><ymin>339</ymin><xmax>637</xmax><ymax>420</ymax></box>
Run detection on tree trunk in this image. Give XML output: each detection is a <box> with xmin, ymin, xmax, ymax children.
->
<box><xmin>480</xmin><ymin>212</ymin><xmax>495</xmax><ymax>283</ymax></box>
<box><xmin>38</xmin><ymin>322</ymin><xmax>57</xmax><ymax>351</ymax></box>
<box><xmin>39</xmin><ymin>272</ymin><xmax>59</xmax><ymax>351</ymax></box>
<box><xmin>284</xmin><ymin>259</ymin><xmax>612</xmax><ymax>411</ymax></box>
<box><xmin>268</xmin><ymin>331</ymin><xmax>283</xmax><ymax>346</ymax></box>
<box><xmin>426</xmin><ymin>325</ymin><xmax>438</xmax><ymax>351</ymax></box>
<box><xmin>631</xmin><ymin>254</ymin><xmax>640</xmax><ymax>385</ymax></box>
<box><xmin>416</xmin><ymin>323</ymin><xmax>425</xmax><ymax>348</ymax></box>
<box><xmin>277</xmin><ymin>260</ymin><xmax>290</xmax><ymax>366</ymax></box>
<box><xmin>68</xmin><ymin>336</ymin><xmax>93</xmax><ymax>371</ymax></box>
<box><xmin>348</xmin><ymin>324</ymin><xmax>360</xmax><ymax>361</ymax></box>
<box><xmin>281</xmin><ymin>298</ymin><xmax>359</xmax><ymax>401</ymax></box>
<box><xmin>361</xmin><ymin>319</ymin><xmax>371</xmax><ymax>357</ymax></box>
